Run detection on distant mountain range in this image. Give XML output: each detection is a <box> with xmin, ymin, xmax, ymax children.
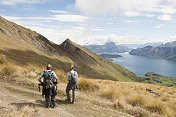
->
<box><xmin>129</xmin><ymin>41</ymin><xmax>176</xmax><ymax>61</ymax></box>
<box><xmin>84</xmin><ymin>42</ymin><xmax>130</xmax><ymax>53</ymax></box>
<box><xmin>121</xmin><ymin>42</ymin><xmax>162</xmax><ymax>49</ymax></box>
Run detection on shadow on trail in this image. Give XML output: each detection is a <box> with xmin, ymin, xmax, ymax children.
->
<box><xmin>56</xmin><ymin>99</ymin><xmax>73</xmax><ymax>105</ymax></box>
<box><xmin>11</xmin><ymin>99</ymin><xmax>73</xmax><ymax>109</ymax></box>
<box><xmin>11</xmin><ymin>100</ymin><xmax>46</xmax><ymax>108</ymax></box>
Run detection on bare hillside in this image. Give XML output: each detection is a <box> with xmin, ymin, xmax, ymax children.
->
<box><xmin>0</xmin><ymin>16</ymin><xmax>136</xmax><ymax>81</ymax></box>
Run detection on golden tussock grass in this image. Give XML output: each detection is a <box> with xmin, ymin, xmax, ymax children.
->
<box><xmin>55</xmin><ymin>70</ymin><xmax>67</xmax><ymax>83</ymax></box>
<box><xmin>86</xmin><ymin>79</ymin><xmax>176</xmax><ymax>117</ymax></box>
<box><xmin>0</xmin><ymin>105</ymin><xmax>39</xmax><ymax>117</ymax></box>
<box><xmin>126</xmin><ymin>94</ymin><xmax>145</xmax><ymax>107</ymax></box>
<box><xmin>0</xmin><ymin>62</ymin><xmax>17</xmax><ymax>76</ymax></box>
<box><xmin>78</xmin><ymin>78</ymin><xmax>99</xmax><ymax>92</ymax></box>
<box><xmin>1</xmin><ymin>63</ymin><xmax>176</xmax><ymax>117</ymax></box>
<box><xmin>12</xmin><ymin>105</ymin><xmax>39</xmax><ymax>117</ymax></box>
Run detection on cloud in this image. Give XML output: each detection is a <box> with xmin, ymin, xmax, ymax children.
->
<box><xmin>153</xmin><ymin>24</ymin><xmax>164</xmax><ymax>28</ymax></box>
<box><xmin>3</xmin><ymin>15</ymin><xmax>90</xmax><ymax>23</ymax></box>
<box><xmin>49</xmin><ymin>10</ymin><xmax>69</xmax><ymax>14</ymax></box>
<box><xmin>143</xmin><ymin>14</ymin><xmax>155</xmax><ymax>17</ymax></box>
<box><xmin>162</xmin><ymin>35</ymin><xmax>176</xmax><ymax>43</ymax></box>
<box><xmin>124</xmin><ymin>20</ymin><xmax>139</xmax><ymax>23</ymax></box>
<box><xmin>75</xmin><ymin>0</ymin><xmax>176</xmax><ymax>22</ymax></box>
<box><xmin>158</xmin><ymin>14</ymin><xmax>172</xmax><ymax>20</ymax></box>
<box><xmin>159</xmin><ymin>6</ymin><xmax>176</xmax><ymax>14</ymax></box>
<box><xmin>52</xmin><ymin>15</ymin><xmax>90</xmax><ymax>22</ymax></box>
<box><xmin>0</xmin><ymin>0</ymin><xmax>50</xmax><ymax>5</ymax></box>
<box><xmin>124</xmin><ymin>11</ymin><xmax>139</xmax><ymax>17</ymax></box>
<box><xmin>3</xmin><ymin>15</ymin><xmax>174</xmax><ymax>45</ymax></box>
<box><xmin>2</xmin><ymin>16</ymin><xmax>22</xmax><ymax>20</ymax></box>
<box><xmin>75</xmin><ymin>0</ymin><xmax>161</xmax><ymax>16</ymax></box>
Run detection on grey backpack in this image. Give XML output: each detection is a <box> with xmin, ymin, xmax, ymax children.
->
<box><xmin>43</xmin><ymin>71</ymin><xmax>53</xmax><ymax>89</ymax></box>
<box><xmin>70</xmin><ymin>71</ymin><xmax>77</xmax><ymax>84</ymax></box>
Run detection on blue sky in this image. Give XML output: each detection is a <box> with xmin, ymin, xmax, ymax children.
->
<box><xmin>1</xmin><ymin>0</ymin><xmax>176</xmax><ymax>45</ymax></box>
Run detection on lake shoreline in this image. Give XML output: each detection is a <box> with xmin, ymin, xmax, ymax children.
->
<box><xmin>112</xmin><ymin>52</ymin><xmax>176</xmax><ymax>77</ymax></box>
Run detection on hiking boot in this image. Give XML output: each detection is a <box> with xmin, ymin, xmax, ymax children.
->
<box><xmin>46</xmin><ymin>103</ymin><xmax>50</xmax><ymax>108</ymax></box>
<box><xmin>66</xmin><ymin>99</ymin><xmax>71</xmax><ymax>102</ymax></box>
<box><xmin>52</xmin><ymin>103</ymin><xmax>57</xmax><ymax>108</ymax></box>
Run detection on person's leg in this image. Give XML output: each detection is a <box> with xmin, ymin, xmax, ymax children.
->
<box><xmin>45</xmin><ymin>94</ymin><xmax>50</xmax><ymax>108</ymax></box>
<box><xmin>72</xmin><ymin>89</ymin><xmax>75</xmax><ymax>103</ymax></box>
<box><xmin>51</xmin><ymin>94</ymin><xmax>56</xmax><ymax>107</ymax></box>
<box><xmin>51</xmin><ymin>87</ymin><xmax>56</xmax><ymax>107</ymax></box>
<box><xmin>66</xmin><ymin>84</ymin><xmax>71</xmax><ymax>102</ymax></box>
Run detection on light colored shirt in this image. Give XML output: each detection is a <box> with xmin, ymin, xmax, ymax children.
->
<box><xmin>67</xmin><ymin>70</ymin><xmax>78</xmax><ymax>81</ymax></box>
<box><xmin>40</xmin><ymin>70</ymin><xmax>57</xmax><ymax>79</ymax></box>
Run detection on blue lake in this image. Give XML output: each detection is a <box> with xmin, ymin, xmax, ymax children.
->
<box><xmin>112</xmin><ymin>52</ymin><xmax>176</xmax><ymax>77</ymax></box>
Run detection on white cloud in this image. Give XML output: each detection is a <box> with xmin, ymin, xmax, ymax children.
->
<box><xmin>153</xmin><ymin>24</ymin><xmax>164</xmax><ymax>28</ymax></box>
<box><xmin>2</xmin><ymin>16</ymin><xmax>22</xmax><ymax>20</ymax></box>
<box><xmin>0</xmin><ymin>0</ymin><xmax>49</xmax><ymax>5</ymax></box>
<box><xmin>90</xmin><ymin>28</ymin><xmax>104</xmax><ymax>31</ymax></box>
<box><xmin>49</xmin><ymin>10</ymin><xmax>69</xmax><ymax>14</ymax></box>
<box><xmin>159</xmin><ymin>6</ymin><xmax>176</xmax><ymax>14</ymax></box>
<box><xmin>3</xmin><ymin>16</ymin><xmax>174</xmax><ymax>45</ymax></box>
<box><xmin>167</xmin><ymin>0</ymin><xmax>176</xmax><ymax>7</ymax></box>
<box><xmin>106</xmin><ymin>22</ymin><xmax>114</xmax><ymax>25</ymax></box>
<box><xmin>124</xmin><ymin>20</ymin><xmax>139</xmax><ymax>23</ymax></box>
<box><xmin>158</xmin><ymin>14</ymin><xmax>172</xmax><ymax>20</ymax></box>
<box><xmin>52</xmin><ymin>15</ymin><xmax>90</xmax><ymax>22</ymax></box>
<box><xmin>75</xmin><ymin>0</ymin><xmax>176</xmax><ymax>22</ymax></box>
<box><xmin>144</xmin><ymin>14</ymin><xmax>155</xmax><ymax>17</ymax></box>
<box><xmin>162</xmin><ymin>35</ymin><xmax>176</xmax><ymax>43</ymax></box>
<box><xmin>124</xmin><ymin>11</ymin><xmax>139</xmax><ymax>17</ymax></box>
<box><xmin>3</xmin><ymin>15</ymin><xmax>90</xmax><ymax>23</ymax></box>
<box><xmin>75</xmin><ymin>0</ymin><xmax>161</xmax><ymax>16</ymax></box>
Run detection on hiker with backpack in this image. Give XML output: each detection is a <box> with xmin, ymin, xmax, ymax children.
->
<box><xmin>38</xmin><ymin>64</ymin><xmax>58</xmax><ymax>108</ymax></box>
<box><xmin>66</xmin><ymin>65</ymin><xmax>78</xmax><ymax>103</ymax></box>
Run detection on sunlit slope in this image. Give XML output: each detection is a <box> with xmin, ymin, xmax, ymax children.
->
<box><xmin>0</xmin><ymin>16</ymin><xmax>136</xmax><ymax>81</ymax></box>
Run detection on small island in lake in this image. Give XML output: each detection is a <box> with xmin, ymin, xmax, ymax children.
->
<box><xmin>100</xmin><ymin>54</ymin><xmax>122</xmax><ymax>58</ymax></box>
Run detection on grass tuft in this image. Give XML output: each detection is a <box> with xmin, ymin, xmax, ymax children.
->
<box><xmin>11</xmin><ymin>105</ymin><xmax>39</xmax><ymax>117</ymax></box>
<box><xmin>144</xmin><ymin>99</ymin><xmax>167</xmax><ymax>115</ymax></box>
<box><xmin>1</xmin><ymin>64</ymin><xmax>16</xmax><ymax>76</ymax></box>
<box><xmin>127</xmin><ymin>94</ymin><xmax>145</xmax><ymax>107</ymax></box>
<box><xmin>78</xmin><ymin>78</ymin><xmax>99</xmax><ymax>92</ymax></box>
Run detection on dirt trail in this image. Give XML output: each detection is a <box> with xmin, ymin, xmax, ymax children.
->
<box><xmin>0</xmin><ymin>81</ymin><xmax>76</xmax><ymax>117</ymax></box>
<box><xmin>0</xmin><ymin>77</ymin><xmax>130</xmax><ymax>117</ymax></box>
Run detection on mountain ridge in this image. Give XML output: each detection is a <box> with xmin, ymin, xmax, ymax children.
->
<box><xmin>0</xmin><ymin>16</ymin><xmax>136</xmax><ymax>81</ymax></box>
<box><xmin>129</xmin><ymin>45</ymin><xmax>176</xmax><ymax>61</ymax></box>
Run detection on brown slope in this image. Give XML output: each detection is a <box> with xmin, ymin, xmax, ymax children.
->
<box><xmin>0</xmin><ymin>16</ymin><xmax>136</xmax><ymax>81</ymax></box>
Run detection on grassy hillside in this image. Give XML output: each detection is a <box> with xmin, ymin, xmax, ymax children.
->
<box><xmin>0</xmin><ymin>65</ymin><xmax>175</xmax><ymax>117</ymax></box>
<box><xmin>137</xmin><ymin>72</ymin><xmax>176</xmax><ymax>87</ymax></box>
<box><xmin>0</xmin><ymin>16</ymin><xmax>136</xmax><ymax>81</ymax></box>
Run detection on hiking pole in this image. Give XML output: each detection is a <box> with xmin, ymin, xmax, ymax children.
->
<box><xmin>38</xmin><ymin>83</ymin><xmax>41</xmax><ymax>92</ymax></box>
<box><xmin>38</xmin><ymin>82</ymin><xmax>43</xmax><ymax>92</ymax></box>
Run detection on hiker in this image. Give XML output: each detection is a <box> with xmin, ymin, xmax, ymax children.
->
<box><xmin>38</xmin><ymin>64</ymin><xmax>58</xmax><ymax>108</ymax></box>
<box><xmin>66</xmin><ymin>65</ymin><xmax>78</xmax><ymax>103</ymax></box>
